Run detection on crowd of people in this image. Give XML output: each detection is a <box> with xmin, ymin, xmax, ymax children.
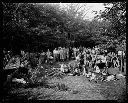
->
<box><xmin>66</xmin><ymin>46</ymin><xmax>125</xmax><ymax>81</ymax></box>
<box><xmin>52</xmin><ymin>46</ymin><xmax>126</xmax><ymax>80</ymax></box>
<box><xmin>39</xmin><ymin>46</ymin><xmax>125</xmax><ymax>75</ymax></box>
<box><xmin>3</xmin><ymin>45</ymin><xmax>126</xmax><ymax>84</ymax></box>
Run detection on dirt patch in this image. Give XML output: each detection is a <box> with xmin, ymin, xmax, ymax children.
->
<box><xmin>94</xmin><ymin>78</ymin><xmax>127</xmax><ymax>101</ymax></box>
<box><xmin>63</xmin><ymin>76</ymin><xmax>95</xmax><ymax>90</ymax></box>
<box><xmin>3</xmin><ymin>60</ymin><xmax>126</xmax><ymax>101</ymax></box>
<box><xmin>47</xmin><ymin>75</ymin><xmax>105</xmax><ymax>100</ymax></box>
<box><xmin>5</xmin><ymin>74</ymin><xmax>126</xmax><ymax>101</ymax></box>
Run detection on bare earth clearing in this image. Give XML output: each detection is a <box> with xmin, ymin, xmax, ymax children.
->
<box><xmin>3</xmin><ymin>61</ymin><xmax>127</xmax><ymax>102</ymax></box>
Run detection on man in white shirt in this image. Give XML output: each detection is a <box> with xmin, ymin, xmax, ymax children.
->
<box><xmin>60</xmin><ymin>48</ymin><xmax>64</xmax><ymax>61</ymax></box>
<box><xmin>46</xmin><ymin>49</ymin><xmax>51</xmax><ymax>63</ymax></box>
<box><xmin>65</xmin><ymin>48</ymin><xmax>69</xmax><ymax>60</ymax></box>
<box><xmin>53</xmin><ymin>48</ymin><xmax>58</xmax><ymax>62</ymax></box>
<box><xmin>73</xmin><ymin>47</ymin><xmax>77</xmax><ymax>59</ymax></box>
<box><xmin>101</xmin><ymin>55</ymin><xmax>107</xmax><ymax>63</ymax></box>
<box><xmin>117</xmin><ymin>50</ymin><xmax>124</xmax><ymax>72</ymax></box>
<box><xmin>118</xmin><ymin>51</ymin><xmax>122</xmax><ymax>56</ymax></box>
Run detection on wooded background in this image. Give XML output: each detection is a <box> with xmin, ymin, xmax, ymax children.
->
<box><xmin>2</xmin><ymin>2</ymin><xmax>126</xmax><ymax>53</ymax></box>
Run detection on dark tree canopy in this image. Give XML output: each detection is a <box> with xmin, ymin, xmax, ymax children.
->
<box><xmin>2</xmin><ymin>2</ymin><xmax>126</xmax><ymax>53</ymax></box>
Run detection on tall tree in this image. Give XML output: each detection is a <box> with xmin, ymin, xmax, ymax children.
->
<box><xmin>98</xmin><ymin>2</ymin><xmax>126</xmax><ymax>42</ymax></box>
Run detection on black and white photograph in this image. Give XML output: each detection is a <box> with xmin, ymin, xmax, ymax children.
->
<box><xmin>1</xmin><ymin>2</ymin><xmax>126</xmax><ymax>102</ymax></box>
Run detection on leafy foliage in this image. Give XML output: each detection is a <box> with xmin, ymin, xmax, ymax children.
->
<box><xmin>2</xmin><ymin>3</ymin><xmax>126</xmax><ymax>52</ymax></box>
<box><xmin>97</xmin><ymin>2</ymin><xmax>126</xmax><ymax>46</ymax></box>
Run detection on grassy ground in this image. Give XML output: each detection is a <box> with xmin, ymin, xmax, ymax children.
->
<box><xmin>2</xmin><ymin>61</ymin><xmax>127</xmax><ymax>102</ymax></box>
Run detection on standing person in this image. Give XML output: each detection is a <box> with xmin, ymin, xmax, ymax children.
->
<box><xmin>58</xmin><ymin>47</ymin><xmax>61</xmax><ymax>62</ymax></box>
<box><xmin>107</xmin><ymin>56</ymin><xmax>120</xmax><ymax>78</ymax></box>
<box><xmin>91</xmin><ymin>53</ymin><xmax>96</xmax><ymax>69</ymax></box>
<box><xmin>69</xmin><ymin>47</ymin><xmax>73</xmax><ymax>60</ymax></box>
<box><xmin>76</xmin><ymin>47</ymin><xmax>79</xmax><ymax>56</ymax></box>
<box><xmin>79</xmin><ymin>46</ymin><xmax>83</xmax><ymax>53</ymax></box>
<box><xmin>83</xmin><ymin>55</ymin><xmax>87</xmax><ymax>76</ymax></box>
<box><xmin>25</xmin><ymin>52</ymin><xmax>30</xmax><ymax>61</ymax></box>
<box><xmin>60</xmin><ymin>47</ymin><xmax>64</xmax><ymax>62</ymax></box>
<box><xmin>62</xmin><ymin>47</ymin><xmax>66</xmax><ymax>61</ymax></box>
<box><xmin>84</xmin><ymin>52</ymin><xmax>89</xmax><ymax>74</ymax></box>
<box><xmin>88</xmin><ymin>53</ymin><xmax>92</xmax><ymax>68</ymax></box>
<box><xmin>83</xmin><ymin>50</ymin><xmax>87</xmax><ymax>66</ymax></box>
<box><xmin>106</xmin><ymin>52</ymin><xmax>113</xmax><ymax>68</ymax></box>
<box><xmin>122</xmin><ymin>51</ymin><xmax>125</xmax><ymax>72</ymax></box>
<box><xmin>91</xmin><ymin>48</ymin><xmax>95</xmax><ymax>55</ymax></box>
<box><xmin>73</xmin><ymin>47</ymin><xmax>77</xmax><ymax>60</ymax></box>
<box><xmin>95</xmin><ymin>46</ymin><xmax>99</xmax><ymax>55</ymax></box>
<box><xmin>121</xmin><ymin>51</ymin><xmax>125</xmax><ymax>72</ymax></box>
<box><xmin>46</xmin><ymin>49</ymin><xmax>51</xmax><ymax>63</ymax></box>
<box><xmin>111</xmin><ymin>55</ymin><xmax>120</xmax><ymax>68</ymax></box>
<box><xmin>117</xmin><ymin>50</ymin><xmax>123</xmax><ymax>72</ymax></box>
<box><xmin>39</xmin><ymin>50</ymin><xmax>45</xmax><ymax>65</ymax></box>
<box><xmin>86</xmin><ymin>53</ymin><xmax>92</xmax><ymax>72</ymax></box>
<box><xmin>63</xmin><ymin>47</ymin><xmax>66</xmax><ymax>61</ymax></box>
<box><xmin>56</xmin><ymin>48</ymin><xmax>59</xmax><ymax>62</ymax></box>
<box><xmin>90</xmin><ymin>51</ymin><xmax>95</xmax><ymax>70</ymax></box>
<box><xmin>66</xmin><ymin>47</ymin><xmax>69</xmax><ymax>60</ymax></box>
<box><xmin>53</xmin><ymin>48</ymin><xmax>58</xmax><ymax>62</ymax></box>
<box><xmin>99</xmin><ymin>53</ymin><xmax>107</xmax><ymax>73</ymax></box>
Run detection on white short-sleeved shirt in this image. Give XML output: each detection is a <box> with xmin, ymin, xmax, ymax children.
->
<box><xmin>118</xmin><ymin>51</ymin><xmax>122</xmax><ymax>55</ymax></box>
<box><xmin>92</xmin><ymin>49</ymin><xmax>95</xmax><ymax>54</ymax></box>
<box><xmin>123</xmin><ymin>51</ymin><xmax>125</xmax><ymax>56</ymax></box>
<box><xmin>54</xmin><ymin>50</ymin><xmax>59</xmax><ymax>54</ymax></box>
<box><xmin>101</xmin><ymin>56</ymin><xmax>106</xmax><ymax>63</ymax></box>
